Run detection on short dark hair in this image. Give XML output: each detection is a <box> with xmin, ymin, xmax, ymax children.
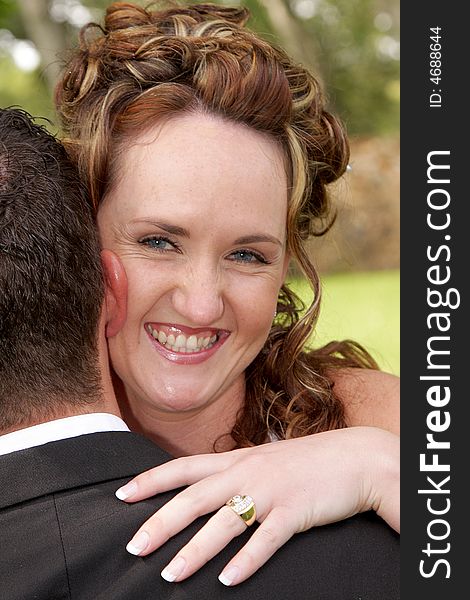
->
<box><xmin>0</xmin><ymin>107</ymin><xmax>104</xmax><ymax>429</ymax></box>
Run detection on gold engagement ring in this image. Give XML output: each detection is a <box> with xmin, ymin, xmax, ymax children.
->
<box><xmin>225</xmin><ymin>494</ymin><xmax>256</xmax><ymax>526</ymax></box>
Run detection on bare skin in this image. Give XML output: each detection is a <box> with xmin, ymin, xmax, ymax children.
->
<box><xmin>338</xmin><ymin>368</ymin><xmax>400</xmax><ymax>435</ymax></box>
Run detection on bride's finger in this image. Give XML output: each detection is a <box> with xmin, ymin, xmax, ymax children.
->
<box><xmin>216</xmin><ymin>509</ymin><xmax>296</xmax><ymax>586</ymax></box>
<box><xmin>159</xmin><ymin>505</ymin><xmax>248</xmax><ymax>582</ymax></box>
<box><xmin>115</xmin><ymin>452</ymin><xmax>236</xmax><ymax>501</ymax></box>
<box><xmin>124</xmin><ymin>472</ymin><xmax>255</xmax><ymax>555</ymax></box>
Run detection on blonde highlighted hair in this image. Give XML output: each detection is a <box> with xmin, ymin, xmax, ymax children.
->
<box><xmin>56</xmin><ymin>2</ymin><xmax>378</xmax><ymax>448</ymax></box>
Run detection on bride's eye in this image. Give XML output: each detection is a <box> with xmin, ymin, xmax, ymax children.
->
<box><xmin>138</xmin><ymin>236</ymin><xmax>179</xmax><ymax>252</ymax></box>
<box><xmin>228</xmin><ymin>249</ymin><xmax>269</xmax><ymax>264</ymax></box>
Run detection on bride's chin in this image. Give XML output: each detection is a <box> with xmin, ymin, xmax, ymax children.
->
<box><xmin>143</xmin><ymin>387</ymin><xmax>211</xmax><ymax>414</ymax></box>
<box><xmin>154</xmin><ymin>397</ymin><xmax>203</xmax><ymax>413</ymax></box>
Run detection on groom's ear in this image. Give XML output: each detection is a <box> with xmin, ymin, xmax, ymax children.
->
<box><xmin>101</xmin><ymin>249</ymin><xmax>128</xmax><ymax>338</ymax></box>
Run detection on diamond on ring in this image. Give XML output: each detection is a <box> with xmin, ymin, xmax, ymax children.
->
<box><xmin>226</xmin><ymin>494</ymin><xmax>256</xmax><ymax>526</ymax></box>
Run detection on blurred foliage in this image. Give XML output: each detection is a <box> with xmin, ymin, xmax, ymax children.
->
<box><xmin>0</xmin><ymin>0</ymin><xmax>399</xmax><ymax>134</ymax></box>
<box><xmin>290</xmin><ymin>269</ymin><xmax>400</xmax><ymax>375</ymax></box>
<box><xmin>0</xmin><ymin>55</ymin><xmax>54</xmax><ymax>121</ymax></box>
<box><xmin>299</xmin><ymin>0</ymin><xmax>400</xmax><ymax>134</ymax></box>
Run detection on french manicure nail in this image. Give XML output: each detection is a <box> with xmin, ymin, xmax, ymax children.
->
<box><xmin>161</xmin><ymin>556</ymin><xmax>186</xmax><ymax>582</ymax></box>
<box><xmin>115</xmin><ymin>481</ymin><xmax>137</xmax><ymax>500</ymax></box>
<box><xmin>218</xmin><ymin>565</ymin><xmax>240</xmax><ymax>586</ymax></box>
<box><xmin>126</xmin><ymin>530</ymin><xmax>150</xmax><ymax>556</ymax></box>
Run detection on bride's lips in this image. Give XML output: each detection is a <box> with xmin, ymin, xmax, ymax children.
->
<box><xmin>145</xmin><ymin>322</ymin><xmax>230</xmax><ymax>364</ymax></box>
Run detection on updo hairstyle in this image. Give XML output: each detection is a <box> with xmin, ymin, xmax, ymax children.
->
<box><xmin>55</xmin><ymin>2</ymin><xmax>377</xmax><ymax>447</ymax></box>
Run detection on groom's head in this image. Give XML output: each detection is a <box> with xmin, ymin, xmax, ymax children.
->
<box><xmin>0</xmin><ymin>107</ymin><xmax>106</xmax><ymax>431</ymax></box>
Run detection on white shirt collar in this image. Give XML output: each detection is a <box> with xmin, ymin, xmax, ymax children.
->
<box><xmin>0</xmin><ymin>413</ymin><xmax>130</xmax><ymax>456</ymax></box>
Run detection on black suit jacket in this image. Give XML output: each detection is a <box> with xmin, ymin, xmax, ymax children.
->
<box><xmin>0</xmin><ymin>431</ymin><xmax>399</xmax><ymax>599</ymax></box>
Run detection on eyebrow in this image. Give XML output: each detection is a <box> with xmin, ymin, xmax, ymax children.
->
<box><xmin>131</xmin><ymin>220</ymin><xmax>283</xmax><ymax>247</ymax></box>
<box><xmin>132</xmin><ymin>220</ymin><xmax>190</xmax><ymax>237</ymax></box>
<box><xmin>233</xmin><ymin>234</ymin><xmax>284</xmax><ymax>247</ymax></box>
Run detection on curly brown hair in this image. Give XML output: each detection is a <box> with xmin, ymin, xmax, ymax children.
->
<box><xmin>55</xmin><ymin>2</ymin><xmax>378</xmax><ymax>448</ymax></box>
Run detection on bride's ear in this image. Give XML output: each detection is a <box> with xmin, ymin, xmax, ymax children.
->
<box><xmin>101</xmin><ymin>249</ymin><xmax>127</xmax><ymax>338</ymax></box>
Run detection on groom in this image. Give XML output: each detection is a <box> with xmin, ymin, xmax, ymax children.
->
<box><xmin>0</xmin><ymin>107</ymin><xmax>399</xmax><ymax>599</ymax></box>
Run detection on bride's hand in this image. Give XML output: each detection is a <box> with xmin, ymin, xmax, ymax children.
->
<box><xmin>115</xmin><ymin>426</ymin><xmax>399</xmax><ymax>586</ymax></box>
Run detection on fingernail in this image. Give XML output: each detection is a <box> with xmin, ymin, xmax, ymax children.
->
<box><xmin>126</xmin><ymin>530</ymin><xmax>150</xmax><ymax>556</ymax></box>
<box><xmin>161</xmin><ymin>556</ymin><xmax>186</xmax><ymax>582</ymax></box>
<box><xmin>218</xmin><ymin>565</ymin><xmax>240</xmax><ymax>586</ymax></box>
<box><xmin>115</xmin><ymin>481</ymin><xmax>137</xmax><ymax>500</ymax></box>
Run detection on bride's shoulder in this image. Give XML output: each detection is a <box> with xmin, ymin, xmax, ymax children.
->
<box><xmin>329</xmin><ymin>368</ymin><xmax>400</xmax><ymax>435</ymax></box>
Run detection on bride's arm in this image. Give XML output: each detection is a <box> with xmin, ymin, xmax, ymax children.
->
<box><xmin>116</xmin><ymin>423</ymin><xmax>399</xmax><ymax>585</ymax></box>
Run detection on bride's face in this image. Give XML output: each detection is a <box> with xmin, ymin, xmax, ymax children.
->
<box><xmin>98</xmin><ymin>112</ymin><xmax>289</xmax><ymax>417</ymax></box>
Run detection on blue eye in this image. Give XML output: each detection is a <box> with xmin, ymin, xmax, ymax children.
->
<box><xmin>139</xmin><ymin>236</ymin><xmax>177</xmax><ymax>251</ymax></box>
<box><xmin>229</xmin><ymin>250</ymin><xmax>267</xmax><ymax>264</ymax></box>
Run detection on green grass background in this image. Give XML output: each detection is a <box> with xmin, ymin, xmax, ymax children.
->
<box><xmin>288</xmin><ymin>269</ymin><xmax>400</xmax><ymax>376</ymax></box>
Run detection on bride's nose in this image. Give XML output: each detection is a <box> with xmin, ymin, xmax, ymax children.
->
<box><xmin>171</xmin><ymin>262</ymin><xmax>224</xmax><ymax>325</ymax></box>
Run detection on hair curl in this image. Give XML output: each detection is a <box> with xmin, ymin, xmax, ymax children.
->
<box><xmin>55</xmin><ymin>2</ymin><xmax>378</xmax><ymax>448</ymax></box>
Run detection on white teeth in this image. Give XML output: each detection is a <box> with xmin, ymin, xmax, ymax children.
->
<box><xmin>147</xmin><ymin>326</ymin><xmax>220</xmax><ymax>353</ymax></box>
<box><xmin>187</xmin><ymin>335</ymin><xmax>198</xmax><ymax>350</ymax></box>
<box><xmin>175</xmin><ymin>334</ymin><xmax>186</xmax><ymax>348</ymax></box>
